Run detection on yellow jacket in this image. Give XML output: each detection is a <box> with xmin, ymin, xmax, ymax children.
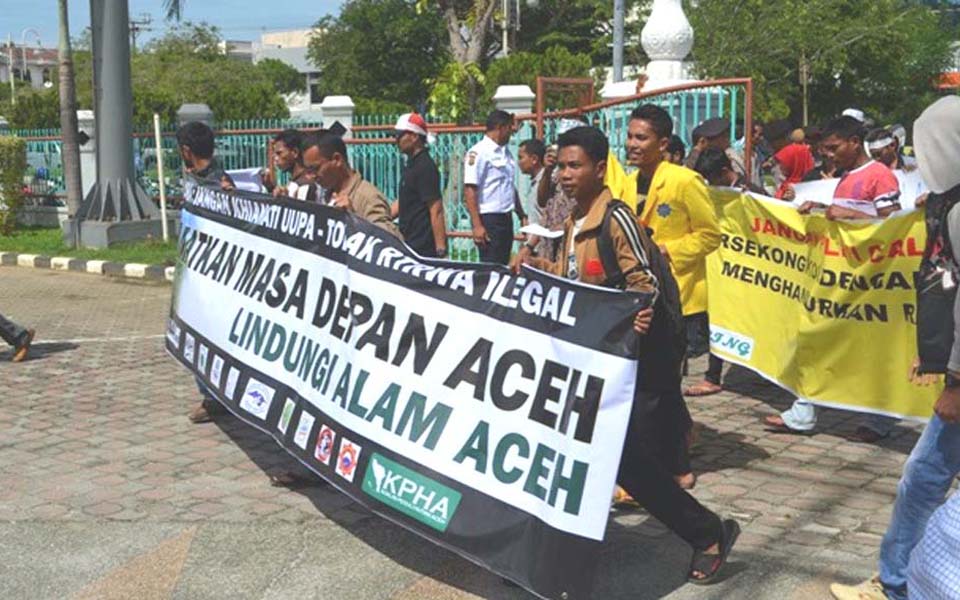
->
<box><xmin>634</xmin><ymin>161</ymin><xmax>721</xmax><ymax>315</ymax></box>
<box><xmin>604</xmin><ymin>152</ymin><xmax>637</xmax><ymax>213</ymax></box>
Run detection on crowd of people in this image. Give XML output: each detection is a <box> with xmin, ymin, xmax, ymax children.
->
<box><xmin>0</xmin><ymin>94</ymin><xmax>952</xmax><ymax>594</ymax></box>
<box><xmin>144</xmin><ymin>98</ymin><xmax>960</xmax><ymax>595</ymax></box>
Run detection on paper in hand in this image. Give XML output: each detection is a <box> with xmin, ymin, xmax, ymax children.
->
<box><xmin>520</xmin><ymin>224</ymin><xmax>565</xmax><ymax>239</ymax></box>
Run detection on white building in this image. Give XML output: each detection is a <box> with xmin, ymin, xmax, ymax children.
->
<box><xmin>0</xmin><ymin>44</ymin><xmax>57</xmax><ymax>90</ymax></box>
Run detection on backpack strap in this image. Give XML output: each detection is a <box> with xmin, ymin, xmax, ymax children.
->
<box><xmin>598</xmin><ymin>200</ymin><xmax>629</xmax><ymax>289</ymax></box>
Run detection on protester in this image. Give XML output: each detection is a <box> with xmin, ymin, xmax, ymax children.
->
<box><xmin>176</xmin><ymin>121</ymin><xmax>235</xmax><ymax>191</ymax></box>
<box><xmin>770</xmin><ymin>116</ymin><xmax>901</xmax><ymax>439</ymax></box>
<box><xmin>390</xmin><ymin>113</ymin><xmax>447</xmax><ymax>258</ymax></box>
<box><xmin>529</xmin><ymin>136</ymin><xmax>577</xmax><ymax>262</ymax></box>
<box><xmin>698</xmin><ymin>117</ymin><xmax>748</xmax><ymax>182</ymax></box>
<box><xmin>866</xmin><ymin>127</ymin><xmax>915</xmax><ymax>173</ymax></box>
<box><xmin>516</xmin><ymin>125</ymin><xmax>740</xmax><ymax>584</ymax></box>
<box><xmin>772</xmin><ymin>128</ymin><xmax>815</xmax><ymax>199</ymax></box>
<box><xmin>683</xmin><ymin>124</ymin><xmax>708</xmax><ymax>171</ymax></box>
<box><xmin>301</xmin><ymin>131</ymin><xmax>401</xmax><ymax>237</ymax></box>
<box><xmin>830</xmin><ymin>95</ymin><xmax>960</xmax><ymax>600</ymax></box>
<box><xmin>517</xmin><ymin>138</ymin><xmax>547</xmax><ymax>224</ymax></box>
<box><xmin>665</xmin><ymin>134</ymin><xmax>686</xmax><ymax>165</ymax></box>
<box><xmin>179</xmin><ymin>121</ymin><xmax>236</xmax><ymax>425</ymax></box>
<box><xmin>262</xmin><ymin>129</ymin><xmax>318</xmax><ymax>201</ymax></box>
<box><xmin>801</xmin><ymin>136</ymin><xmax>845</xmax><ymax>182</ymax></box>
<box><xmin>464</xmin><ymin>110</ymin><xmax>525</xmax><ymax>265</ymax></box>
<box><xmin>694</xmin><ymin>147</ymin><xmax>765</xmax><ymax>194</ymax></box>
<box><xmin>627</xmin><ymin>105</ymin><xmax>722</xmax><ymax>407</ymax></box>
<box><xmin>1</xmin><ymin>314</ymin><xmax>34</xmax><ymax>362</ymax></box>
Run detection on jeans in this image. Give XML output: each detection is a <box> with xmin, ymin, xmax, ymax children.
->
<box><xmin>878</xmin><ymin>414</ymin><xmax>960</xmax><ymax>600</ymax></box>
<box><xmin>0</xmin><ymin>313</ymin><xmax>28</xmax><ymax>348</ymax></box>
<box><xmin>478</xmin><ymin>212</ymin><xmax>513</xmax><ymax>266</ymax></box>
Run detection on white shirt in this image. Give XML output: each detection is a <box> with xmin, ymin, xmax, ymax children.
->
<box><xmin>567</xmin><ymin>216</ymin><xmax>586</xmax><ymax>280</ymax></box>
<box><xmin>464</xmin><ymin>135</ymin><xmax>517</xmax><ymax>214</ymax></box>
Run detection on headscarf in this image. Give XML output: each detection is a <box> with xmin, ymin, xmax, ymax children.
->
<box><xmin>773</xmin><ymin>142</ymin><xmax>815</xmax><ymax>198</ymax></box>
<box><xmin>914</xmin><ymin>96</ymin><xmax>960</xmax><ymax>194</ymax></box>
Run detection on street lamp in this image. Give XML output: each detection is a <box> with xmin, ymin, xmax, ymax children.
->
<box><xmin>20</xmin><ymin>28</ymin><xmax>42</xmax><ymax>87</ymax></box>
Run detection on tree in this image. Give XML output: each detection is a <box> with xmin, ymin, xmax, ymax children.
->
<box><xmin>479</xmin><ymin>45</ymin><xmax>595</xmax><ymax>115</ymax></box>
<box><xmin>58</xmin><ymin>0</ymin><xmax>83</xmax><ymax>222</ymax></box>
<box><xmin>307</xmin><ymin>0</ymin><xmax>448</xmax><ymax>110</ymax></box>
<box><xmin>256</xmin><ymin>58</ymin><xmax>305</xmax><ymax>95</ymax></box>
<box><xmin>688</xmin><ymin>0</ymin><xmax>955</xmax><ymax>126</ymax></box>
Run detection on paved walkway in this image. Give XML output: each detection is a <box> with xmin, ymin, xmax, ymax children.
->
<box><xmin>0</xmin><ymin>267</ymin><xmax>937</xmax><ymax>599</ymax></box>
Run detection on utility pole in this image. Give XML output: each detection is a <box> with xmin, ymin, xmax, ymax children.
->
<box><xmin>129</xmin><ymin>13</ymin><xmax>152</xmax><ymax>53</ymax></box>
<box><xmin>6</xmin><ymin>35</ymin><xmax>15</xmax><ymax>104</ymax></box>
<box><xmin>502</xmin><ymin>0</ymin><xmax>509</xmax><ymax>56</ymax></box>
<box><xmin>613</xmin><ymin>0</ymin><xmax>625</xmax><ymax>82</ymax></box>
<box><xmin>800</xmin><ymin>51</ymin><xmax>810</xmax><ymax>127</ymax></box>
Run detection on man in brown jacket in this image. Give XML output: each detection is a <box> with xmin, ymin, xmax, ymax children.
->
<box><xmin>515</xmin><ymin>125</ymin><xmax>739</xmax><ymax>584</ymax></box>
<box><xmin>301</xmin><ymin>131</ymin><xmax>401</xmax><ymax>238</ymax></box>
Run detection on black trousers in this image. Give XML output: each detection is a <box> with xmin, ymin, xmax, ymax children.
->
<box><xmin>684</xmin><ymin>312</ymin><xmax>724</xmax><ymax>384</ymax></box>
<box><xmin>0</xmin><ymin>313</ymin><xmax>28</xmax><ymax>348</ymax></box>
<box><xmin>478</xmin><ymin>212</ymin><xmax>513</xmax><ymax>265</ymax></box>
<box><xmin>618</xmin><ymin>388</ymin><xmax>722</xmax><ymax>551</ymax></box>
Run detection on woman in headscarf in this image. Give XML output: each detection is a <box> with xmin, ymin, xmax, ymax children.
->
<box><xmin>773</xmin><ymin>128</ymin><xmax>815</xmax><ymax>199</ymax></box>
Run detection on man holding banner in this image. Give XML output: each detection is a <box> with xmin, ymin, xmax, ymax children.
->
<box><xmin>770</xmin><ymin>116</ymin><xmax>902</xmax><ymax>440</ymax></box>
<box><xmin>518</xmin><ymin>125</ymin><xmax>740</xmax><ymax>585</ymax></box>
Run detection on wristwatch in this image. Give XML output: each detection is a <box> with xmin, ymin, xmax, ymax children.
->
<box><xmin>436</xmin><ymin>247</ymin><xmax>448</xmax><ymax>259</ymax></box>
<box><xmin>524</xmin><ymin>240</ymin><xmax>537</xmax><ymax>254</ymax></box>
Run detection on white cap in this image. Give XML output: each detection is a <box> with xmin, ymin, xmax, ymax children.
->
<box><xmin>394</xmin><ymin>113</ymin><xmax>428</xmax><ymax>137</ymax></box>
<box><xmin>842</xmin><ymin>108</ymin><xmax>865</xmax><ymax>122</ymax></box>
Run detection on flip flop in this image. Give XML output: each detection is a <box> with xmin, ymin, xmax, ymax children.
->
<box><xmin>684</xmin><ymin>381</ymin><xmax>722</xmax><ymax>397</ymax></box>
<box><xmin>688</xmin><ymin>519</ymin><xmax>740</xmax><ymax>585</ymax></box>
<box><xmin>762</xmin><ymin>415</ymin><xmax>814</xmax><ymax>435</ymax></box>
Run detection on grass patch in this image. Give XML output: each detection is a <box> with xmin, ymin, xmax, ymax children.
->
<box><xmin>0</xmin><ymin>227</ymin><xmax>178</xmax><ymax>265</ymax></box>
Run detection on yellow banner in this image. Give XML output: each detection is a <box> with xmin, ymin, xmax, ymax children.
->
<box><xmin>706</xmin><ymin>190</ymin><xmax>938</xmax><ymax>420</ymax></box>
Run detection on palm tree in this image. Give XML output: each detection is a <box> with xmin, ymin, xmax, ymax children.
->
<box><xmin>57</xmin><ymin>0</ymin><xmax>83</xmax><ymax>235</ymax></box>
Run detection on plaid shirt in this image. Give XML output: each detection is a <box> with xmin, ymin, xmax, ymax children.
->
<box><xmin>908</xmin><ymin>491</ymin><xmax>960</xmax><ymax>599</ymax></box>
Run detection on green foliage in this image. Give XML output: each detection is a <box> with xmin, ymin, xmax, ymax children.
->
<box><xmin>353</xmin><ymin>97</ymin><xmax>414</xmax><ymax>116</ymax></box>
<box><xmin>3</xmin><ymin>88</ymin><xmax>61</xmax><ymax>130</ymax></box>
<box><xmin>688</xmin><ymin>0</ymin><xmax>955</xmax><ymax>126</ymax></box>
<box><xmin>308</xmin><ymin>0</ymin><xmax>449</xmax><ymax>109</ymax></box>
<box><xmin>255</xmin><ymin>58</ymin><xmax>305</xmax><ymax>95</ymax></box>
<box><xmin>427</xmin><ymin>62</ymin><xmax>486</xmax><ymax>123</ymax></box>
<box><xmin>0</xmin><ymin>226</ymin><xmax>178</xmax><ymax>264</ymax></box>
<box><xmin>0</xmin><ymin>136</ymin><xmax>27</xmax><ymax>234</ymax></box>
<box><xmin>515</xmin><ymin>0</ymin><xmax>647</xmax><ymax>66</ymax></box>
<box><xmin>479</xmin><ymin>45</ymin><xmax>595</xmax><ymax>114</ymax></box>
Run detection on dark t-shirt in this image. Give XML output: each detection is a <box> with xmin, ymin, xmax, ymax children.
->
<box><xmin>398</xmin><ymin>150</ymin><xmax>442</xmax><ymax>256</ymax></box>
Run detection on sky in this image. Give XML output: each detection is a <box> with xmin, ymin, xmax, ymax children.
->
<box><xmin>4</xmin><ymin>0</ymin><xmax>345</xmax><ymax>48</ymax></box>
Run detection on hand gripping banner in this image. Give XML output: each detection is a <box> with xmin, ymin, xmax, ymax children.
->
<box><xmin>707</xmin><ymin>190</ymin><xmax>939</xmax><ymax>420</ymax></box>
<box><xmin>166</xmin><ymin>183</ymin><xmax>652</xmax><ymax>599</ymax></box>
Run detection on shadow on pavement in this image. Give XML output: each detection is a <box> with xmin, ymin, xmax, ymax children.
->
<box><xmin>718</xmin><ymin>364</ymin><xmax>921</xmax><ymax>455</ymax></box>
<box><xmin>690</xmin><ymin>423</ymin><xmax>770</xmax><ymax>474</ymax></box>
<box><xmin>213</xmin><ymin>412</ymin><xmax>702</xmax><ymax>600</ymax></box>
<box><xmin>0</xmin><ymin>341</ymin><xmax>78</xmax><ymax>361</ymax></box>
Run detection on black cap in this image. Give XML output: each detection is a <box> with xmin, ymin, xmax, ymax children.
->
<box><xmin>698</xmin><ymin>117</ymin><xmax>730</xmax><ymax>139</ymax></box>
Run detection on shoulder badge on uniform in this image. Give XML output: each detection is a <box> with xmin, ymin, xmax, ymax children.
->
<box><xmin>467</xmin><ymin>151</ymin><xmax>477</xmax><ymax>166</ymax></box>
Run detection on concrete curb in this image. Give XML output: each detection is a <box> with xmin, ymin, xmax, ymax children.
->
<box><xmin>0</xmin><ymin>251</ymin><xmax>174</xmax><ymax>283</ymax></box>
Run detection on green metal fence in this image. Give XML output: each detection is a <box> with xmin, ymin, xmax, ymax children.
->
<box><xmin>9</xmin><ymin>79</ymin><xmax>751</xmax><ymax>263</ymax></box>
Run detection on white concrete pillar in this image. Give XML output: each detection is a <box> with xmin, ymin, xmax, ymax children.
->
<box><xmin>77</xmin><ymin>109</ymin><xmax>96</xmax><ymax>199</ymax></box>
<box><xmin>320</xmin><ymin>95</ymin><xmax>355</xmax><ymax>139</ymax></box>
<box><xmin>492</xmin><ymin>85</ymin><xmax>535</xmax><ymax>115</ymax></box>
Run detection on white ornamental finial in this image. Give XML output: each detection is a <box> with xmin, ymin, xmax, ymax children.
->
<box><xmin>641</xmin><ymin>0</ymin><xmax>694</xmax><ymax>62</ymax></box>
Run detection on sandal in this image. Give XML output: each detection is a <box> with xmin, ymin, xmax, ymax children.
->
<box><xmin>684</xmin><ymin>381</ymin><xmax>722</xmax><ymax>397</ymax></box>
<box><xmin>674</xmin><ymin>472</ymin><xmax>697</xmax><ymax>490</ymax></box>
<box><xmin>762</xmin><ymin>414</ymin><xmax>813</xmax><ymax>435</ymax></box>
<box><xmin>688</xmin><ymin>519</ymin><xmax>740</xmax><ymax>585</ymax></box>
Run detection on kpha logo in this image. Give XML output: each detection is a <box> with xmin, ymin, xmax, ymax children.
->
<box><xmin>362</xmin><ymin>454</ymin><xmax>462</xmax><ymax>532</ymax></box>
